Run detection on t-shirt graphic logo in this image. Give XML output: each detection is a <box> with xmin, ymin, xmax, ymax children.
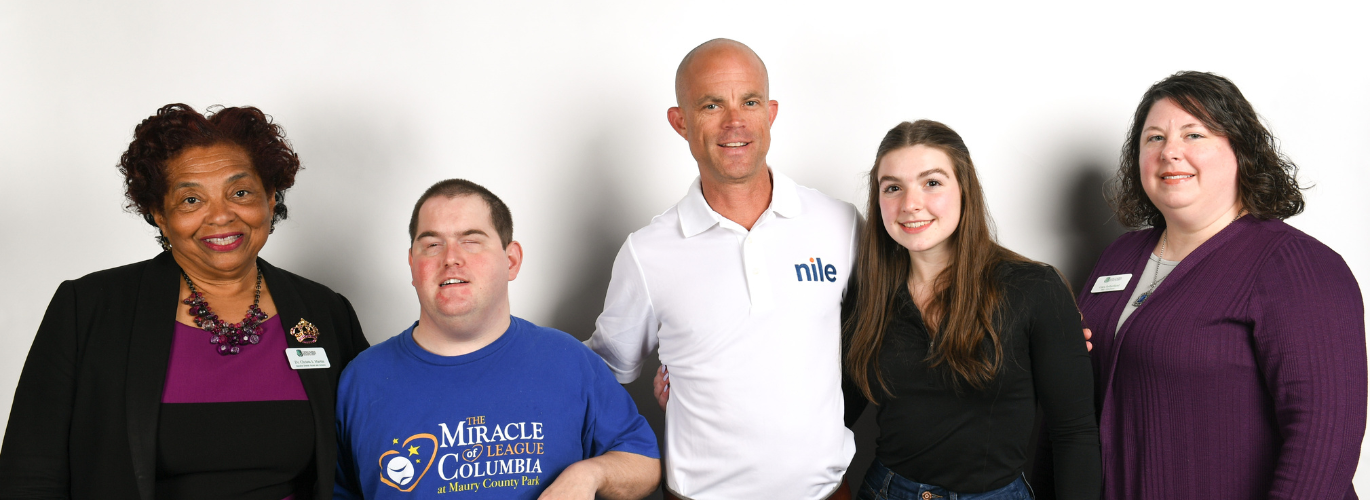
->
<box><xmin>794</xmin><ymin>257</ymin><xmax>837</xmax><ymax>282</ymax></box>
<box><xmin>386</xmin><ymin>456</ymin><xmax>415</xmax><ymax>486</ymax></box>
<box><xmin>378</xmin><ymin>433</ymin><xmax>438</xmax><ymax>492</ymax></box>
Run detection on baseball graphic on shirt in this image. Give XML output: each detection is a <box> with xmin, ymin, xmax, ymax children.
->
<box><xmin>378</xmin><ymin>433</ymin><xmax>438</xmax><ymax>492</ymax></box>
<box><xmin>386</xmin><ymin>456</ymin><xmax>416</xmax><ymax>486</ymax></box>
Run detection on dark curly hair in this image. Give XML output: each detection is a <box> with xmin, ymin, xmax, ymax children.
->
<box><xmin>118</xmin><ymin>103</ymin><xmax>302</xmax><ymax>243</ymax></box>
<box><xmin>1107</xmin><ymin>71</ymin><xmax>1304</xmax><ymax>228</ymax></box>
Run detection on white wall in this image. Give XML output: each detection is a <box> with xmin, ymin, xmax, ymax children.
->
<box><xmin>2</xmin><ymin>0</ymin><xmax>1367</xmax><ymax>491</ymax></box>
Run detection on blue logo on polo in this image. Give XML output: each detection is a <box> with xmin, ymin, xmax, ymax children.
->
<box><xmin>795</xmin><ymin>258</ymin><xmax>837</xmax><ymax>282</ymax></box>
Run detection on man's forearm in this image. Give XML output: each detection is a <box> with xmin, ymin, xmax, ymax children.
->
<box><xmin>540</xmin><ymin>451</ymin><xmax>660</xmax><ymax>500</ymax></box>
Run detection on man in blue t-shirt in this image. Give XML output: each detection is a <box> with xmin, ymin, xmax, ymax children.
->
<box><xmin>334</xmin><ymin>179</ymin><xmax>660</xmax><ymax>499</ymax></box>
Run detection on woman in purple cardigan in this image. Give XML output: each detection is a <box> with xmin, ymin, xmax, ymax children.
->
<box><xmin>1081</xmin><ymin>71</ymin><xmax>1366</xmax><ymax>498</ymax></box>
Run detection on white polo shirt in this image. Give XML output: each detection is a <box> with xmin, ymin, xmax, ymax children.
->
<box><xmin>586</xmin><ymin>170</ymin><xmax>859</xmax><ymax>500</ymax></box>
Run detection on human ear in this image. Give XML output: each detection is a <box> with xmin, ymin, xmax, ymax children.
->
<box><xmin>504</xmin><ymin>241</ymin><xmax>524</xmax><ymax>281</ymax></box>
<box><xmin>667</xmin><ymin>107</ymin><xmax>688</xmax><ymax>139</ymax></box>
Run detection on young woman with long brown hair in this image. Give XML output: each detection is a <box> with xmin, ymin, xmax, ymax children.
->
<box><xmin>844</xmin><ymin>120</ymin><xmax>1099</xmax><ymax>499</ymax></box>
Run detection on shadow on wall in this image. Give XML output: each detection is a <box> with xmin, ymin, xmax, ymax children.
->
<box><xmin>542</xmin><ymin>133</ymin><xmax>668</xmax><ymax>500</ymax></box>
<box><xmin>1060</xmin><ymin>165</ymin><xmax>1128</xmax><ymax>294</ymax></box>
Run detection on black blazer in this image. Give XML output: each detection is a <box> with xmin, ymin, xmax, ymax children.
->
<box><xmin>0</xmin><ymin>252</ymin><xmax>370</xmax><ymax>500</ymax></box>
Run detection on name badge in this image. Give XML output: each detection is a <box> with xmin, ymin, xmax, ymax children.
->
<box><xmin>1091</xmin><ymin>274</ymin><xmax>1133</xmax><ymax>293</ymax></box>
<box><xmin>286</xmin><ymin>348</ymin><xmax>331</xmax><ymax>370</ymax></box>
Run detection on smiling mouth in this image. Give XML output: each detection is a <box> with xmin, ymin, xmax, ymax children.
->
<box><xmin>204</xmin><ymin>235</ymin><xmax>241</xmax><ymax>245</ymax></box>
<box><xmin>720</xmin><ymin>142</ymin><xmax>750</xmax><ymax>148</ymax></box>
<box><xmin>901</xmin><ymin>221</ymin><xmax>931</xmax><ymax>228</ymax></box>
<box><xmin>1161</xmin><ymin>173</ymin><xmax>1195</xmax><ymax>180</ymax></box>
<box><xmin>440</xmin><ymin>278</ymin><xmax>468</xmax><ymax>287</ymax></box>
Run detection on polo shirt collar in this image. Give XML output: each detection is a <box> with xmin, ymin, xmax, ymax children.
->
<box><xmin>678</xmin><ymin>168</ymin><xmax>803</xmax><ymax>238</ymax></box>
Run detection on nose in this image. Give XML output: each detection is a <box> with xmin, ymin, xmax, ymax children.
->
<box><xmin>721</xmin><ymin>106</ymin><xmax>745</xmax><ymax>129</ymax></box>
<box><xmin>1162</xmin><ymin>138</ymin><xmax>1183</xmax><ymax>162</ymax></box>
<box><xmin>204</xmin><ymin>197</ymin><xmax>235</xmax><ymax>225</ymax></box>
<box><xmin>901</xmin><ymin>190</ymin><xmax>922</xmax><ymax>214</ymax></box>
<box><xmin>443</xmin><ymin>244</ymin><xmax>464</xmax><ymax>267</ymax></box>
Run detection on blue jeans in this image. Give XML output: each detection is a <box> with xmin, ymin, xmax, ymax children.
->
<box><xmin>856</xmin><ymin>460</ymin><xmax>1034</xmax><ymax>500</ymax></box>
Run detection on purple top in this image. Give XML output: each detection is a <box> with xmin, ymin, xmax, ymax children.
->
<box><xmin>1081</xmin><ymin>217</ymin><xmax>1365</xmax><ymax>499</ymax></box>
<box><xmin>162</xmin><ymin>315</ymin><xmax>307</xmax><ymax>403</ymax></box>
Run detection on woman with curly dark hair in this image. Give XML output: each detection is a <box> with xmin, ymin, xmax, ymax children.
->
<box><xmin>0</xmin><ymin>104</ymin><xmax>370</xmax><ymax>500</ymax></box>
<box><xmin>1081</xmin><ymin>72</ymin><xmax>1365</xmax><ymax>498</ymax></box>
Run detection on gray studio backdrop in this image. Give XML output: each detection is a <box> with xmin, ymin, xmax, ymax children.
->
<box><xmin>2</xmin><ymin>1</ymin><xmax>1367</xmax><ymax>495</ymax></box>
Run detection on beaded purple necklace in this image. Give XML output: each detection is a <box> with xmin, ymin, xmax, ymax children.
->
<box><xmin>181</xmin><ymin>270</ymin><xmax>267</xmax><ymax>355</ymax></box>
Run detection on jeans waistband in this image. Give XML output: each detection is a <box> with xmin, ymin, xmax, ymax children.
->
<box><xmin>859</xmin><ymin>460</ymin><xmax>1032</xmax><ymax>500</ymax></box>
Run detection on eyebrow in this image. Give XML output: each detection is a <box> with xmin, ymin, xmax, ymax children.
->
<box><xmin>1143</xmin><ymin>122</ymin><xmax>1204</xmax><ymax>134</ymax></box>
<box><xmin>415</xmin><ymin>228</ymin><xmax>489</xmax><ymax>241</ymax></box>
<box><xmin>693</xmin><ymin>94</ymin><xmax>724</xmax><ymax>106</ymax></box>
<box><xmin>877</xmin><ymin>168</ymin><xmax>950</xmax><ymax>184</ymax></box>
<box><xmin>917</xmin><ymin>168</ymin><xmax>951</xmax><ymax>179</ymax></box>
<box><xmin>692</xmin><ymin>91</ymin><xmax>765</xmax><ymax>107</ymax></box>
<box><xmin>171</xmin><ymin>172</ymin><xmax>251</xmax><ymax>190</ymax></box>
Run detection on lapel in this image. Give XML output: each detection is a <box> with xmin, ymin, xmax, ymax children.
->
<box><xmin>1100</xmin><ymin>217</ymin><xmax>1254</xmax><ymax>394</ymax></box>
<box><xmin>1092</xmin><ymin>229</ymin><xmax>1160</xmax><ymax>395</ymax></box>
<box><xmin>261</xmin><ymin>259</ymin><xmax>339</xmax><ymax>497</ymax></box>
<box><xmin>124</xmin><ymin>252</ymin><xmax>181</xmax><ymax>500</ymax></box>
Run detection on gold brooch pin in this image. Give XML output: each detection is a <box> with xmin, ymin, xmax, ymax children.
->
<box><xmin>290</xmin><ymin>319</ymin><xmax>320</xmax><ymax>344</ymax></box>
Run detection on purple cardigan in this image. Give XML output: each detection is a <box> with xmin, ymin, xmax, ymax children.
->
<box><xmin>1081</xmin><ymin>216</ymin><xmax>1365</xmax><ymax>499</ymax></box>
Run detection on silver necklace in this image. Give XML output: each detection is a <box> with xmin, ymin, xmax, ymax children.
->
<box><xmin>1133</xmin><ymin>210</ymin><xmax>1244</xmax><ymax>307</ymax></box>
<box><xmin>1132</xmin><ymin>232</ymin><xmax>1167</xmax><ymax>307</ymax></box>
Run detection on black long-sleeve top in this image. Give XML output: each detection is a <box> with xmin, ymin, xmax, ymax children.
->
<box><xmin>844</xmin><ymin>262</ymin><xmax>1100</xmax><ymax>497</ymax></box>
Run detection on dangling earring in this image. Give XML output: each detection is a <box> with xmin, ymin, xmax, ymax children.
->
<box><xmin>146</xmin><ymin>213</ymin><xmax>170</xmax><ymax>251</ymax></box>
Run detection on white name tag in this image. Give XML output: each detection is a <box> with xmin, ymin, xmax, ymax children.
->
<box><xmin>1091</xmin><ymin>274</ymin><xmax>1133</xmax><ymax>293</ymax></box>
<box><xmin>286</xmin><ymin>348</ymin><xmax>331</xmax><ymax>370</ymax></box>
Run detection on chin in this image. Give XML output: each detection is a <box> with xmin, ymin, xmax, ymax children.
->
<box><xmin>434</xmin><ymin>301</ymin><xmax>476</xmax><ymax>318</ymax></box>
<box><xmin>712</xmin><ymin>156</ymin><xmax>764</xmax><ymax>173</ymax></box>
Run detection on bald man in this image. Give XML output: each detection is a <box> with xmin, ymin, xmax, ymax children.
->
<box><xmin>586</xmin><ymin>39</ymin><xmax>858</xmax><ymax>500</ymax></box>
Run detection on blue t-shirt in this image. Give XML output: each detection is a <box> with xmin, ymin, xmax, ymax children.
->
<box><xmin>334</xmin><ymin>317</ymin><xmax>658</xmax><ymax>499</ymax></box>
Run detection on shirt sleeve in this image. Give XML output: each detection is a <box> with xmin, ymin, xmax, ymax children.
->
<box><xmin>845</xmin><ymin>208</ymin><xmax>861</xmax><ymax>299</ymax></box>
<box><xmin>584</xmin><ymin>236</ymin><xmax>659</xmax><ymax>384</ymax></box>
<box><xmin>1251</xmin><ymin>239</ymin><xmax>1366</xmax><ymax>499</ymax></box>
<box><xmin>1024</xmin><ymin>265</ymin><xmax>1102</xmax><ymax>499</ymax></box>
<box><xmin>0</xmin><ymin>281</ymin><xmax>78</xmax><ymax>498</ymax></box>
<box><xmin>580</xmin><ymin>346</ymin><xmax>661</xmax><ymax>460</ymax></box>
<box><xmin>332</xmin><ymin>369</ymin><xmax>364</xmax><ymax>500</ymax></box>
<box><xmin>839</xmin><ymin>273</ymin><xmax>869</xmax><ymax>428</ymax></box>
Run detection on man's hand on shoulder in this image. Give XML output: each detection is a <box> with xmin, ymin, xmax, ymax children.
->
<box><xmin>538</xmin><ymin>451</ymin><xmax>660</xmax><ymax>500</ymax></box>
<box><xmin>653</xmin><ymin>365</ymin><xmax>670</xmax><ymax>411</ymax></box>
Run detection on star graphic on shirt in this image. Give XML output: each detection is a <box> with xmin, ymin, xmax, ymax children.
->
<box><xmin>393</xmin><ymin>438</ymin><xmax>399</xmax><ymax>444</ymax></box>
<box><xmin>408</xmin><ymin>445</ymin><xmax>421</xmax><ymax>456</ymax></box>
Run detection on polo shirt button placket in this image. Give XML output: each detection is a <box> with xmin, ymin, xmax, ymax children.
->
<box><xmin>746</xmin><ymin>239</ymin><xmax>759</xmax><ymax>276</ymax></box>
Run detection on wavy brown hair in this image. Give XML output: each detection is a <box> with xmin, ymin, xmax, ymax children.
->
<box><xmin>119</xmin><ymin>103</ymin><xmax>302</xmax><ymax>244</ymax></box>
<box><xmin>846</xmin><ymin>120</ymin><xmax>1029</xmax><ymax>399</ymax></box>
<box><xmin>1108</xmin><ymin>71</ymin><xmax>1304</xmax><ymax>228</ymax></box>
